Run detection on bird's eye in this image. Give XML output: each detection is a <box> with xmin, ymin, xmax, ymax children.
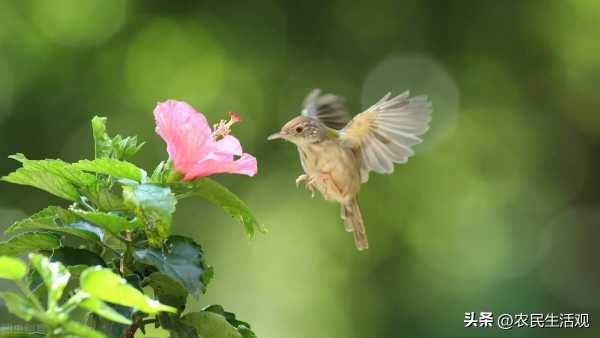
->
<box><xmin>295</xmin><ymin>126</ymin><xmax>304</xmax><ymax>133</ymax></box>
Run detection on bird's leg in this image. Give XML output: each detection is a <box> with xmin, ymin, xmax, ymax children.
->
<box><xmin>296</xmin><ymin>174</ymin><xmax>316</xmax><ymax>197</ymax></box>
<box><xmin>311</xmin><ymin>172</ymin><xmax>342</xmax><ymax>200</ymax></box>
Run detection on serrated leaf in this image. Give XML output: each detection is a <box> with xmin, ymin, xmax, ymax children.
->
<box><xmin>62</xmin><ymin>320</ymin><xmax>108</xmax><ymax>338</ymax></box>
<box><xmin>182</xmin><ymin>311</ymin><xmax>242</xmax><ymax>338</ymax></box>
<box><xmin>9</xmin><ymin>153</ymin><xmax>97</xmax><ymax>187</ymax></box>
<box><xmin>0</xmin><ymin>256</ymin><xmax>27</xmax><ymax>280</ymax></box>
<box><xmin>81</xmin><ymin>184</ymin><xmax>124</xmax><ymax>211</ymax></box>
<box><xmin>123</xmin><ymin>184</ymin><xmax>176</xmax><ymax>246</ymax></box>
<box><xmin>80</xmin><ymin>267</ymin><xmax>176</xmax><ymax>314</ymax></box>
<box><xmin>78</xmin><ymin>296</ymin><xmax>132</xmax><ymax>325</ymax></box>
<box><xmin>180</xmin><ymin>178</ymin><xmax>264</xmax><ymax>237</ymax></box>
<box><xmin>70</xmin><ymin>209</ymin><xmax>142</xmax><ymax>235</ymax></box>
<box><xmin>6</xmin><ymin>207</ymin><xmax>104</xmax><ymax>243</ymax></box>
<box><xmin>147</xmin><ymin>272</ymin><xmax>188</xmax><ymax>310</ymax></box>
<box><xmin>0</xmin><ymin>232</ymin><xmax>60</xmax><ymax>256</ymax></box>
<box><xmin>133</xmin><ymin>236</ymin><xmax>211</xmax><ymax>295</ymax></box>
<box><xmin>92</xmin><ymin>116</ymin><xmax>144</xmax><ymax>160</ymax></box>
<box><xmin>1</xmin><ymin>168</ymin><xmax>80</xmax><ymax>201</ymax></box>
<box><xmin>29</xmin><ymin>254</ymin><xmax>70</xmax><ymax>311</ymax></box>
<box><xmin>0</xmin><ymin>292</ymin><xmax>38</xmax><ymax>321</ymax></box>
<box><xmin>158</xmin><ymin>313</ymin><xmax>197</xmax><ymax>338</ymax></box>
<box><xmin>203</xmin><ymin>305</ymin><xmax>254</xmax><ymax>335</ymax></box>
<box><xmin>73</xmin><ymin>158</ymin><xmax>146</xmax><ymax>182</ymax></box>
<box><xmin>92</xmin><ymin>116</ymin><xmax>112</xmax><ymax>159</ymax></box>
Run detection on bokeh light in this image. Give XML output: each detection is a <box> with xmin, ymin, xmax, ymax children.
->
<box><xmin>31</xmin><ymin>0</ymin><xmax>127</xmax><ymax>47</ymax></box>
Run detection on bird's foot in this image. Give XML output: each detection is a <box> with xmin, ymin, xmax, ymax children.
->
<box><xmin>295</xmin><ymin>174</ymin><xmax>308</xmax><ymax>187</ymax></box>
<box><xmin>296</xmin><ymin>174</ymin><xmax>316</xmax><ymax>197</ymax></box>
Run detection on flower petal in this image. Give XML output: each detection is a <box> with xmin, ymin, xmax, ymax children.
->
<box><xmin>154</xmin><ymin>100</ymin><xmax>213</xmax><ymax>172</ymax></box>
<box><xmin>214</xmin><ymin>135</ymin><xmax>242</xmax><ymax>156</ymax></box>
<box><xmin>183</xmin><ymin>153</ymin><xmax>258</xmax><ymax>179</ymax></box>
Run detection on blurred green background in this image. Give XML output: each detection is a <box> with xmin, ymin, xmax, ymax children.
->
<box><xmin>1</xmin><ymin>1</ymin><xmax>599</xmax><ymax>337</ymax></box>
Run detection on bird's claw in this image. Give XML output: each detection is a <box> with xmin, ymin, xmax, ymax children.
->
<box><xmin>296</xmin><ymin>174</ymin><xmax>316</xmax><ymax>197</ymax></box>
<box><xmin>295</xmin><ymin>174</ymin><xmax>308</xmax><ymax>188</ymax></box>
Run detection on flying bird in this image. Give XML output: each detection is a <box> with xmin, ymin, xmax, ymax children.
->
<box><xmin>268</xmin><ymin>89</ymin><xmax>432</xmax><ymax>250</ymax></box>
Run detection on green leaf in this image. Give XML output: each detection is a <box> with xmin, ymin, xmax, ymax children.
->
<box><xmin>80</xmin><ymin>267</ymin><xmax>177</xmax><ymax>314</ymax></box>
<box><xmin>133</xmin><ymin>236</ymin><xmax>211</xmax><ymax>295</ymax></box>
<box><xmin>8</xmin><ymin>153</ymin><xmax>97</xmax><ymax>187</ymax></box>
<box><xmin>0</xmin><ymin>292</ymin><xmax>38</xmax><ymax>321</ymax></box>
<box><xmin>0</xmin><ymin>232</ymin><xmax>60</xmax><ymax>256</ymax></box>
<box><xmin>85</xmin><ymin>276</ymin><xmax>138</xmax><ymax>338</ymax></box>
<box><xmin>182</xmin><ymin>311</ymin><xmax>242</xmax><ymax>338</ymax></box>
<box><xmin>81</xmin><ymin>183</ymin><xmax>124</xmax><ymax>211</ymax></box>
<box><xmin>203</xmin><ymin>305</ymin><xmax>257</xmax><ymax>338</ymax></box>
<box><xmin>29</xmin><ymin>254</ymin><xmax>70</xmax><ymax>311</ymax></box>
<box><xmin>180</xmin><ymin>178</ymin><xmax>264</xmax><ymax>237</ymax></box>
<box><xmin>92</xmin><ymin>116</ymin><xmax>112</xmax><ymax>159</ymax></box>
<box><xmin>78</xmin><ymin>296</ymin><xmax>132</xmax><ymax>325</ymax></box>
<box><xmin>158</xmin><ymin>313</ymin><xmax>197</xmax><ymax>338</ymax></box>
<box><xmin>45</xmin><ymin>247</ymin><xmax>106</xmax><ymax>267</ymax></box>
<box><xmin>147</xmin><ymin>272</ymin><xmax>188</xmax><ymax>310</ymax></box>
<box><xmin>70</xmin><ymin>209</ymin><xmax>142</xmax><ymax>234</ymax></box>
<box><xmin>62</xmin><ymin>320</ymin><xmax>108</xmax><ymax>338</ymax></box>
<box><xmin>6</xmin><ymin>207</ymin><xmax>104</xmax><ymax>243</ymax></box>
<box><xmin>87</xmin><ymin>305</ymin><xmax>134</xmax><ymax>338</ymax></box>
<box><xmin>0</xmin><ymin>256</ymin><xmax>27</xmax><ymax>280</ymax></box>
<box><xmin>92</xmin><ymin>116</ymin><xmax>144</xmax><ymax>160</ymax></box>
<box><xmin>123</xmin><ymin>184</ymin><xmax>177</xmax><ymax>246</ymax></box>
<box><xmin>73</xmin><ymin>158</ymin><xmax>146</xmax><ymax>182</ymax></box>
<box><xmin>111</xmin><ymin>134</ymin><xmax>145</xmax><ymax>161</ymax></box>
<box><xmin>1</xmin><ymin>167</ymin><xmax>80</xmax><ymax>201</ymax></box>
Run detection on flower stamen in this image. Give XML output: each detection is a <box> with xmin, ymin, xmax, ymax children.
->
<box><xmin>212</xmin><ymin>112</ymin><xmax>242</xmax><ymax>140</ymax></box>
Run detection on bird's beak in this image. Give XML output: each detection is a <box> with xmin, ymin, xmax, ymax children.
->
<box><xmin>267</xmin><ymin>132</ymin><xmax>283</xmax><ymax>141</ymax></box>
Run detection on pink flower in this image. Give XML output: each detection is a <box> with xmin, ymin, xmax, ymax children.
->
<box><xmin>154</xmin><ymin>100</ymin><xmax>257</xmax><ymax>180</ymax></box>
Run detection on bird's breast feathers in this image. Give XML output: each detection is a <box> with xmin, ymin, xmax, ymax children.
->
<box><xmin>297</xmin><ymin>141</ymin><xmax>361</xmax><ymax>199</ymax></box>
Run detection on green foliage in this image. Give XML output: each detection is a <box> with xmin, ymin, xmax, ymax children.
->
<box><xmin>133</xmin><ymin>236</ymin><xmax>212</xmax><ymax>295</ymax></box>
<box><xmin>123</xmin><ymin>183</ymin><xmax>177</xmax><ymax>246</ymax></box>
<box><xmin>0</xmin><ymin>232</ymin><xmax>60</xmax><ymax>256</ymax></box>
<box><xmin>78</xmin><ymin>297</ymin><xmax>132</xmax><ymax>325</ymax></box>
<box><xmin>0</xmin><ymin>116</ymin><xmax>261</xmax><ymax>337</ymax></box>
<box><xmin>92</xmin><ymin>116</ymin><xmax>145</xmax><ymax>161</ymax></box>
<box><xmin>29</xmin><ymin>254</ymin><xmax>70</xmax><ymax>311</ymax></box>
<box><xmin>0</xmin><ymin>292</ymin><xmax>40</xmax><ymax>322</ymax></box>
<box><xmin>183</xmin><ymin>311</ymin><xmax>242</xmax><ymax>338</ymax></box>
<box><xmin>0</xmin><ymin>256</ymin><xmax>27</xmax><ymax>280</ymax></box>
<box><xmin>71</xmin><ymin>208</ymin><xmax>143</xmax><ymax>234</ymax></box>
<box><xmin>171</xmin><ymin>178</ymin><xmax>265</xmax><ymax>237</ymax></box>
<box><xmin>73</xmin><ymin>158</ymin><xmax>147</xmax><ymax>182</ymax></box>
<box><xmin>181</xmin><ymin>306</ymin><xmax>257</xmax><ymax>338</ymax></box>
<box><xmin>203</xmin><ymin>305</ymin><xmax>257</xmax><ymax>338</ymax></box>
<box><xmin>6</xmin><ymin>206</ymin><xmax>104</xmax><ymax>244</ymax></box>
<box><xmin>81</xmin><ymin>267</ymin><xmax>177</xmax><ymax>314</ymax></box>
<box><xmin>1</xmin><ymin>167</ymin><xmax>81</xmax><ymax>201</ymax></box>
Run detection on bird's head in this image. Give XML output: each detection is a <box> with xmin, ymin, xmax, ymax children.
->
<box><xmin>267</xmin><ymin>116</ymin><xmax>326</xmax><ymax>145</ymax></box>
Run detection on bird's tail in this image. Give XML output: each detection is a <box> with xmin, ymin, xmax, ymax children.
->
<box><xmin>341</xmin><ymin>198</ymin><xmax>369</xmax><ymax>251</ymax></box>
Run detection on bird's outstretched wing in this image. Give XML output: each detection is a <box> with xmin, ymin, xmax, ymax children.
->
<box><xmin>340</xmin><ymin>91</ymin><xmax>432</xmax><ymax>182</ymax></box>
<box><xmin>302</xmin><ymin>89</ymin><xmax>350</xmax><ymax>130</ymax></box>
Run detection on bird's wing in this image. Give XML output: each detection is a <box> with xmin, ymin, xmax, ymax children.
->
<box><xmin>302</xmin><ymin>89</ymin><xmax>351</xmax><ymax>130</ymax></box>
<box><xmin>340</xmin><ymin>91</ymin><xmax>432</xmax><ymax>182</ymax></box>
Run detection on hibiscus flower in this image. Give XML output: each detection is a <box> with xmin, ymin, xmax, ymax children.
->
<box><xmin>154</xmin><ymin>100</ymin><xmax>257</xmax><ymax>180</ymax></box>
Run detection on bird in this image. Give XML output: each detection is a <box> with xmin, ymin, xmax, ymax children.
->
<box><xmin>267</xmin><ymin>89</ymin><xmax>432</xmax><ymax>251</ymax></box>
